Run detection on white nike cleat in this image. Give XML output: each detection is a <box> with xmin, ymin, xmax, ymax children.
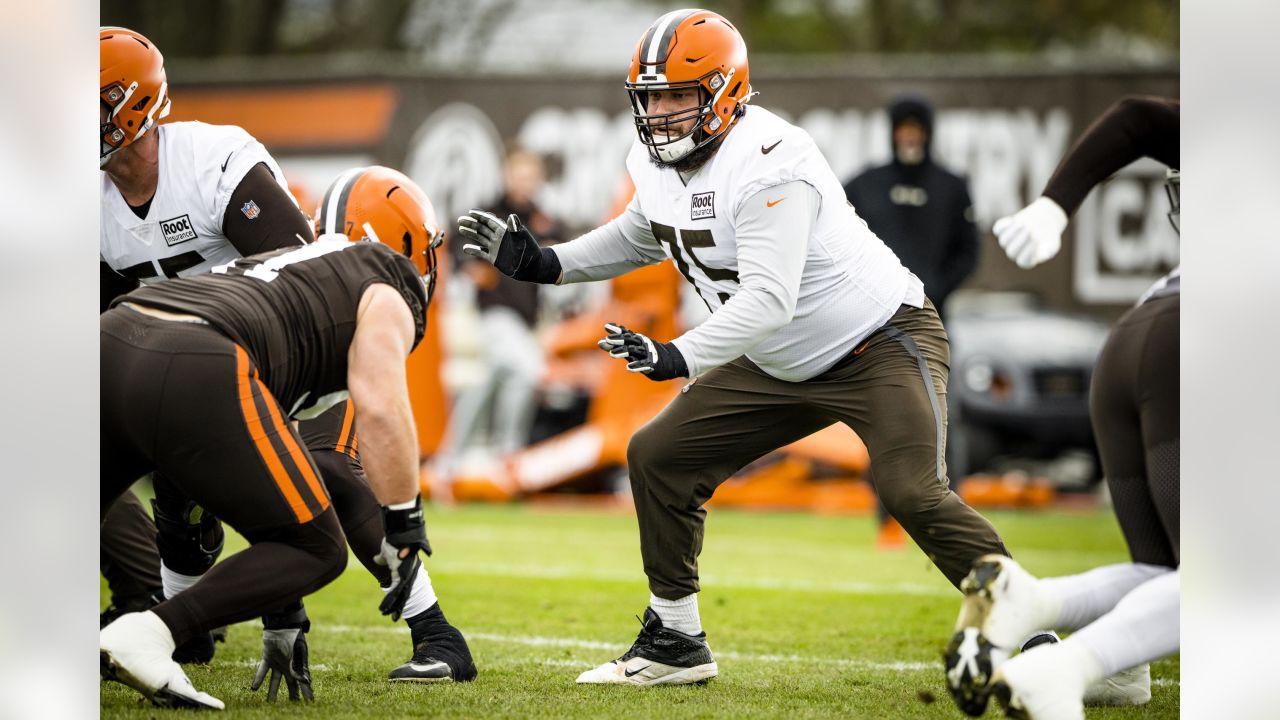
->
<box><xmin>956</xmin><ymin>555</ymin><xmax>1058</xmax><ymax>650</ymax></box>
<box><xmin>944</xmin><ymin>555</ymin><xmax>1059</xmax><ymax>716</ymax></box>
<box><xmin>992</xmin><ymin>641</ymin><xmax>1092</xmax><ymax>720</ymax></box>
<box><xmin>1015</xmin><ymin>632</ymin><xmax>1152</xmax><ymax>707</ymax></box>
<box><xmin>576</xmin><ymin>608</ymin><xmax>718</xmax><ymax>686</ymax></box>
<box><xmin>1083</xmin><ymin>663</ymin><xmax>1151</xmax><ymax>706</ymax></box>
<box><xmin>576</xmin><ymin>656</ymin><xmax>719</xmax><ymax>686</ymax></box>
<box><xmin>100</xmin><ymin>611</ymin><xmax>225</xmax><ymax>710</ymax></box>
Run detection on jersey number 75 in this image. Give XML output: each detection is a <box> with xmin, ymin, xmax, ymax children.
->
<box><xmin>649</xmin><ymin>221</ymin><xmax>740</xmax><ymax>309</ymax></box>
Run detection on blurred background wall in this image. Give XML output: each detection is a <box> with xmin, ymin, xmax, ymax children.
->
<box><xmin>102</xmin><ymin>0</ymin><xmax>1178</xmax><ymax>315</ymax></box>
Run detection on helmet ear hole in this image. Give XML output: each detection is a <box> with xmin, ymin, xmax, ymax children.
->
<box><xmin>402</xmin><ymin>231</ymin><xmax>413</xmax><ymax>258</ymax></box>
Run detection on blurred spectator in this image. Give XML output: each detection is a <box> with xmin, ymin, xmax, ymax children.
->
<box><xmin>844</xmin><ymin>94</ymin><xmax>978</xmax><ymax>319</ymax></box>
<box><xmin>844</xmin><ymin>94</ymin><xmax>980</xmax><ymax>548</ymax></box>
<box><xmin>443</xmin><ymin>145</ymin><xmax>566</xmax><ymax>472</ymax></box>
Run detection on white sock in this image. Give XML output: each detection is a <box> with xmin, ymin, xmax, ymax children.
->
<box><xmin>1040</xmin><ymin>562</ymin><xmax>1168</xmax><ymax>631</ymax></box>
<box><xmin>1068</xmin><ymin>569</ymin><xmax>1179</xmax><ymax>678</ymax></box>
<box><xmin>384</xmin><ymin>565</ymin><xmax>439</xmax><ymax>621</ymax></box>
<box><xmin>649</xmin><ymin>593</ymin><xmax>702</xmax><ymax>636</ymax></box>
<box><xmin>160</xmin><ymin>563</ymin><xmax>203</xmax><ymax>599</ymax></box>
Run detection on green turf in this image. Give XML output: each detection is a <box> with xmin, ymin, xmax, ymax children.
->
<box><xmin>101</xmin><ymin>503</ymin><xmax>1178</xmax><ymax>718</ymax></box>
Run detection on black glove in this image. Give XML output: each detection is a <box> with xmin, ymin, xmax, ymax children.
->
<box><xmin>457</xmin><ymin>210</ymin><xmax>561</xmax><ymax>283</ymax></box>
<box><xmin>597</xmin><ymin>323</ymin><xmax>688</xmax><ymax>382</ymax></box>
<box><xmin>250</xmin><ymin>627</ymin><xmax>313</xmax><ymax>701</ymax></box>
<box><xmin>374</xmin><ymin>497</ymin><xmax>432</xmax><ymax>622</ymax></box>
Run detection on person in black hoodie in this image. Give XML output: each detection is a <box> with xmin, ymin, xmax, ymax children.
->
<box><xmin>844</xmin><ymin>94</ymin><xmax>978</xmax><ymax>320</ymax></box>
<box><xmin>844</xmin><ymin>94</ymin><xmax>980</xmax><ymax>549</ymax></box>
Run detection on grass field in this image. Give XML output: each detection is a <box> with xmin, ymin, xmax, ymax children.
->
<box><xmin>100</xmin><ymin>501</ymin><xmax>1179</xmax><ymax>718</ymax></box>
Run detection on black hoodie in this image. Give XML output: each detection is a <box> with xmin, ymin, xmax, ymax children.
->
<box><xmin>843</xmin><ymin>95</ymin><xmax>978</xmax><ymax>316</ymax></box>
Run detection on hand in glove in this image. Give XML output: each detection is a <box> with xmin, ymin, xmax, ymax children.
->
<box><xmin>597</xmin><ymin>323</ymin><xmax>688</xmax><ymax>382</ymax></box>
<box><xmin>250</xmin><ymin>627</ymin><xmax>313</xmax><ymax>701</ymax></box>
<box><xmin>457</xmin><ymin>210</ymin><xmax>561</xmax><ymax>283</ymax></box>
<box><xmin>993</xmin><ymin>196</ymin><xmax>1069</xmax><ymax>269</ymax></box>
<box><xmin>374</xmin><ymin>497</ymin><xmax>432</xmax><ymax>622</ymax></box>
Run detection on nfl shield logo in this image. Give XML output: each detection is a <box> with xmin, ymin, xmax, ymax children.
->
<box><xmin>241</xmin><ymin>200</ymin><xmax>261</xmax><ymax>219</ymax></box>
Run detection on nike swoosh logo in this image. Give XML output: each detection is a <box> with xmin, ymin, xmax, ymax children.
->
<box><xmin>221</xmin><ymin>152</ymin><xmax>234</xmax><ymax>172</ymax></box>
<box><xmin>624</xmin><ymin>665</ymin><xmax>651</xmax><ymax>678</ymax></box>
<box><xmin>761</xmin><ymin>140</ymin><xmax>782</xmax><ymax>154</ymax></box>
<box><xmin>408</xmin><ymin>662</ymin><xmax>448</xmax><ymax>672</ymax></box>
<box><xmin>853</xmin><ymin>339</ymin><xmax>873</xmax><ymax>355</ymax></box>
<box><xmin>766</xmin><ymin>198</ymin><xmax>785</xmax><ymax>208</ymax></box>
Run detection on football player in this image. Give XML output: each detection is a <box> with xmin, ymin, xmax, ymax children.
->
<box><xmin>458</xmin><ymin>8</ymin><xmax>1011</xmax><ymax>686</ymax></box>
<box><xmin>100</xmin><ymin>27</ymin><xmax>474</xmax><ymax>693</ymax></box>
<box><xmin>303</xmin><ymin>168</ymin><xmax>477</xmax><ymax>689</ymax></box>
<box><xmin>99</xmin><ymin>166</ymin><xmax>450</xmax><ymax>710</ymax></box>
<box><xmin>943</xmin><ymin>96</ymin><xmax>1180</xmax><ymax>720</ymax></box>
<box><xmin>100</xmin><ymin>24</ymin><xmax>314</xmax><ymax>666</ymax></box>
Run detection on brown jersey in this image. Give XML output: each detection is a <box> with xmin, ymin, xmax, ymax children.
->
<box><xmin>114</xmin><ymin>239</ymin><xmax>426</xmax><ymax>417</ymax></box>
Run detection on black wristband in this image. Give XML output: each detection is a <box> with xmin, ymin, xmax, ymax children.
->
<box><xmin>382</xmin><ymin>497</ymin><xmax>426</xmax><ymax>548</ymax></box>
<box><xmin>530</xmin><ymin>246</ymin><xmax>561</xmax><ymax>284</ymax></box>
<box><xmin>663</xmin><ymin>341</ymin><xmax>689</xmax><ymax>378</ymax></box>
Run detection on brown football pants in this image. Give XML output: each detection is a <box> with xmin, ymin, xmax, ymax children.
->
<box><xmin>1090</xmin><ymin>292</ymin><xmax>1179</xmax><ymax>567</ymax></box>
<box><xmin>628</xmin><ymin>300</ymin><xmax>1009</xmax><ymax>599</ymax></box>
<box><xmin>101</xmin><ymin>308</ymin><xmax>348</xmax><ymax>644</ymax></box>
<box><xmin>100</xmin><ymin>388</ymin><xmax>393</xmax><ymax>619</ymax></box>
<box><xmin>100</xmin><ymin>491</ymin><xmax>163</xmax><ymax>609</ymax></box>
<box><xmin>303</xmin><ymin>405</ymin><xmax>394</xmax><ymax>587</ymax></box>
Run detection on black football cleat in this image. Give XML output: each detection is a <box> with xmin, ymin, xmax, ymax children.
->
<box><xmin>389</xmin><ymin>603</ymin><xmax>477</xmax><ymax>683</ymax></box>
<box><xmin>576</xmin><ymin>608</ymin><xmax>717</xmax><ymax>686</ymax></box>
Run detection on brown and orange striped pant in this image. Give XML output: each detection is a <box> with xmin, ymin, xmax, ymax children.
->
<box><xmin>101</xmin><ymin>307</ymin><xmax>347</xmax><ymax>644</ymax></box>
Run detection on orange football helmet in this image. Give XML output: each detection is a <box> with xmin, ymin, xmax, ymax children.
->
<box><xmin>100</xmin><ymin>27</ymin><xmax>171</xmax><ymax>168</ymax></box>
<box><xmin>314</xmin><ymin>166</ymin><xmax>444</xmax><ymax>303</ymax></box>
<box><xmin>626</xmin><ymin>9</ymin><xmax>753</xmax><ymax>165</ymax></box>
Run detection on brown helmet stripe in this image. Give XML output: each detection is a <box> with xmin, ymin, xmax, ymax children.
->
<box><xmin>654</xmin><ymin>9</ymin><xmax>696</xmax><ymax>75</ymax></box>
<box><xmin>317</xmin><ymin>166</ymin><xmax>364</xmax><ymax>236</ymax></box>
<box><xmin>637</xmin><ymin>20</ymin><xmax>662</xmax><ymax>67</ymax></box>
<box><xmin>640</xmin><ymin>9</ymin><xmax>696</xmax><ymax>72</ymax></box>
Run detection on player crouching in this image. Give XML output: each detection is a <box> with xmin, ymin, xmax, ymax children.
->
<box><xmin>100</xmin><ymin>167</ymin><xmax>455</xmax><ymax>709</ymax></box>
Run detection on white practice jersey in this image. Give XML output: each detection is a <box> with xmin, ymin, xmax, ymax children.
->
<box><xmin>100</xmin><ymin>121</ymin><xmax>290</xmax><ymax>284</ymax></box>
<box><xmin>556</xmin><ymin>106</ymin><xmax>924</xmax><ymax>381</ymax></box>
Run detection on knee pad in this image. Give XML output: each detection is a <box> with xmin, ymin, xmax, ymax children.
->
<box><xmin>152</xmin><ymin>495</ymin><xmax>224</xmax><ymax>576</ymax></box>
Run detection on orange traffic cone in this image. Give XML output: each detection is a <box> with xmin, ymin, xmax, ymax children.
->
<box><xmin>876</xmin><ymin>516</ymin><xmax>907</xmax><ymax>551</ymax></box>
